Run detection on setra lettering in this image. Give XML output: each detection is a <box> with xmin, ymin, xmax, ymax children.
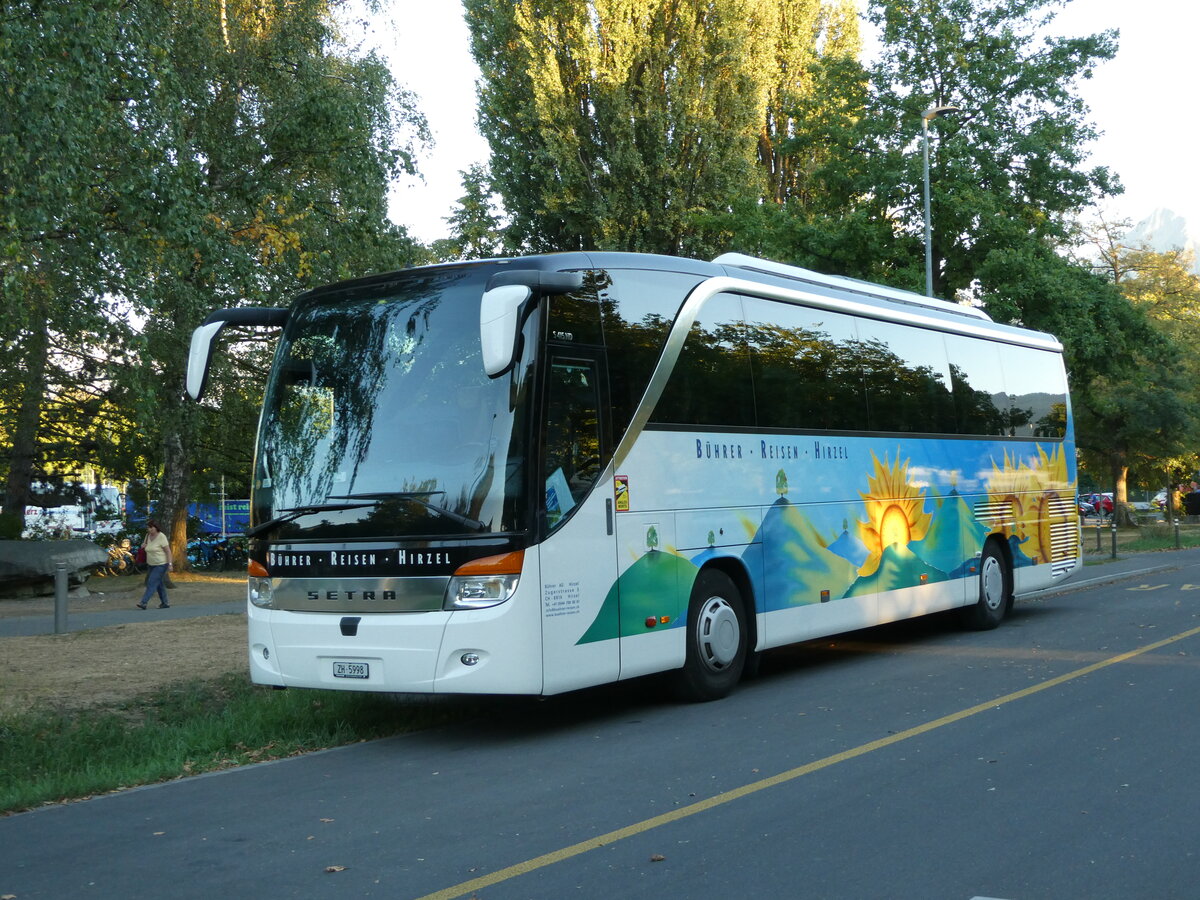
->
<box><xmin>306</xmin><ymin>589</ymin><xmax>396</xmax><ymax>602</ymax></box>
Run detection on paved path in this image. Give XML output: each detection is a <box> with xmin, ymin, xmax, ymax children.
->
<box><xmin>0</xmin><ymin>576</ymin><xmax>244</xmax><ymax>637</ymax></box>
<box><xmin>8</xmin><ymin>546</ymin><xmax>1200</xmax><ymax>898</ymax></box>
<box><xmin>0</xmin><ymin>599</ymin><xmax>244</xmax><ymax>636</ymax></box>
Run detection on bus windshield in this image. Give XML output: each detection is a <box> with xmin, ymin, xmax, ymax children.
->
<box><xmin>252</xmin><ymin>267</ymin><xmax>533</xmax><ymax>540</ymax></box>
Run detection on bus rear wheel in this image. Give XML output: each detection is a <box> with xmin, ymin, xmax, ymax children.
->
<box><xmin>960</xmin><ymin>540</ymin><xmax>1012</xmax><ymax>630</ymax></box>
<box><xmin>672</xmin><ymin>569</ymin><xmax>747</xmax><ymax>702</ymax></box>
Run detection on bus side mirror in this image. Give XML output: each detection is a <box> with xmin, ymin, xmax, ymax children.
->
<box><xmin>480</xmin><ymin>284</ymin><xmax>532</xmax><ymax>377</ymax></box>
<box><xmin>186</xmin><ymin>320</ymin><xmax>226</xmax><ymax>401</ymax></box>
<box><xmin>186</xmin><ymin>307</ymin><xmax>289</xmax><ymax>401</ymax></box>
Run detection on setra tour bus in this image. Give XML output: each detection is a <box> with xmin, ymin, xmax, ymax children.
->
<box><xmin>186</xmin><ymin>252</ymin><xmax>1080</xmax><ymax>701</ymax></box>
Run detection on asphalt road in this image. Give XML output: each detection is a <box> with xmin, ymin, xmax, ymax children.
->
<box><xmin>4</xmin><ymin>551</ymin><xmax>1200</xmax><ymax>899</ymax></box>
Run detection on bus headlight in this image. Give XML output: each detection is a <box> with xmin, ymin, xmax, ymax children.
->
<box><xmin>446</xmin><ymin>573</ymin><xmax>519</xmax><ymax>609</ymax></box>
<box><xmin>249</xmin><ymin>576</ymin><xmax>275</xmax><ymax>608</ymax></box>
<box><xmin>444</xmin><ymin>550</ymin><xmax>523</xmax><ymax>610</ymax></box>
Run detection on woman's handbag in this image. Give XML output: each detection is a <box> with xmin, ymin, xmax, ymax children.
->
<box><xmin>135</xmin><ymin>546</ymin><xmax>147</xmax><ymax>565</ymax></box>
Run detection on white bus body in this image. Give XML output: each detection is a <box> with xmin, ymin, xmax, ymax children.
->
<box><xmin>188</xmin><ymin>253</ymin><xmax>1079</xmax><ymax>700</ymax></box>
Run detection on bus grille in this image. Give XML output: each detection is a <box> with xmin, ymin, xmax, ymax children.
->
<box><xmin>973</xmin><ymin>500</ymin><xmax>1014</xmax><ymax>529</ymax></box>
<box><xmin>973</xmin><ymin>495</ymin><xmax>1079</xmax><ymax>576</ymax></box>
<box><xmin>1046</xmin><ymin>495</ymin><xmax>1080</xmax><ymax>575</ymax></box>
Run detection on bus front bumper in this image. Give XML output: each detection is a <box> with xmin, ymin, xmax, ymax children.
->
<box><xmin>246</xmin><ymin>602</ymin><xmax>543</xmax><ymax>695</ymax></box>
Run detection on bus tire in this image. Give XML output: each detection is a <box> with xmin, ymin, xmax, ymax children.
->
<box><xmin>961</xmin><ymin>540</ymin><xmax>1011</xmax><ymax>631</ymax></box>
<box><xmin>672</xmin><ymin>569</ymin><xmax>747</xmax><ymax>702</ymax></box>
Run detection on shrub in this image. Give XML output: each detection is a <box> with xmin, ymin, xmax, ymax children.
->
<box><xmin>0</xmin><ymin>511</ymin><xmax>23</xmax><ymax>540</ymax></box>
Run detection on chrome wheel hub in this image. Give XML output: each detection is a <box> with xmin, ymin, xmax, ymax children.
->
<box><xmin>697</xmin><ymin>596</ymin><xmax>740</xmax><ymax>670</ymax></box>
<box><xmin>981</xmin><ymin>555</ymin><xmax>1004</xmax><ymax>611</ymax></box>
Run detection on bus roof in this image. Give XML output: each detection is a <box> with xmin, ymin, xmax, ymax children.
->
<box><xmin>297</xmin><ymin>250</ymin><xmax>1060</xmax><ymax>351</ymax></box>
<box><xmin>711</xmin><ymin>253</ymin><xmax>992</xmax><ymax>322</ymax></box>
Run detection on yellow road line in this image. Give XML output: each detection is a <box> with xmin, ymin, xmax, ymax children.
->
<box><xmin>418</xmin><ymin>623</ymin><xmax>1200</xmax><ymax>900</ymax></box>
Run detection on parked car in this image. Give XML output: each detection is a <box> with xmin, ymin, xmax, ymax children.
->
<box><xmin>1079</xmin><ymin>492</ymin><xmax>1113</xmax><ymax>518</ymax></box>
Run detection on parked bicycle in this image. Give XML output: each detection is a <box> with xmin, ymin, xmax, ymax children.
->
<box><xmin>96</xmin><ymin>538</ymin><xmax>147</xmax><ymax>577</ymax></box>
<box><xmin>187</xmin><ymin>536</ymin><xmax>248</xmax><ymax>571</ymax></box>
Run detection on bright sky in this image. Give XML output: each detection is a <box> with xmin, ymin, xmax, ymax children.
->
<box><xmin>370</xmin><ymin>0</ymin><xmax>1197</xmax><ymax>245</ymax></box>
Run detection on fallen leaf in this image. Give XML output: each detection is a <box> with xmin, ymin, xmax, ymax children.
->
<box><xmin>320</xmin><ymin>818</ymin><xmax>334</xmax><ymax>823</ymax></box>
<box><xmin>325</xmin><ymin>865</ymin><xmax>347</xmax><ymax>873</ymax></box>
<box><xmin>650</xmin><ymin>854</ymin><xmax>666</xmax><ymax>862</ymax></box>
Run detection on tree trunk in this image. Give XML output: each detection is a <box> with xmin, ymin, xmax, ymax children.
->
<box><xmin>3</xmin><ymin>322</ymin><xmax>50</xmax><ymax>518</ymax></box>
<box><xmin>1111</xmin><ymin>457</ymin><xmax>1137</xmax><ymax>527</ymax></box>
<box><xmin>157</xmin><ymin>419</ymin><xmax>193</xmax><ymax>572</ymax></box>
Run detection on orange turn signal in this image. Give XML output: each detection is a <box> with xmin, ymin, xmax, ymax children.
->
<box><xmin>454</xmin><ymin>550</ymin><xmax>524</xmax><ymax>577</ymax></box>
<box><xmin>248</xmin><ymin>559</ymin><xmax>269</xmax><ymax>578</ymax></box>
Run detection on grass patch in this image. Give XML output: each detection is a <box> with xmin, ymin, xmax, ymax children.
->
<box><xmin>0</xmin><ymin>674</ymin><xmax>476</xmax><ymax>815</ymax></box>
<box><xmin>1080</xmin><ymin>522</ymin><xmax>1200</xmax><ymax>559</ymax></box>
<box><xmin>1118</xmin><ymin>526</ymin><xmax>1200</xmax><ymax>553</ymax></box>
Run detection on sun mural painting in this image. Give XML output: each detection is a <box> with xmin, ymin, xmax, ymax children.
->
<box><xmin>985</xmin><ymin>444</ymin><xmax>1072</xmax><ymax>566</ymax></box>
<box><xmin>856</xmin><ymin>451</ymin><xmax>932</xmax><ymax>578</ymax></box>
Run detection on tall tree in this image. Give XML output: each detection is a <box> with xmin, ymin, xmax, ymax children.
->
<box><xmin>465</xmin><ymin>0</ymin><xmax>858</xmax><ymax>257</ymax></box>
<box><xmin>120</xmin><ymin>0</ymin><xmax>426</xmax><ymax>563</ymax></box>
<box><xmin>757</xmin><ymin>0</ymin><xmax>860</xmax><ymax>207</ymax></box>
<box><xmin>433</xmin><ymin>163</ymin><xmax>505</xmax><ymax>261</ymax></box>
<box><xmin>1074</xmin><ymin>237</ymin><xmax>1200</xmax><ymax>505</ymax></box>
<box><xmin>883</xmin><ymin>0</ymin><xmax>1116</xmax><ymax>296</ymax></box>
<box><xmin>0</xmin><ymin>0</ymin><xmax>166</xmax><ymax>532</ymax></box>
<box><xmin>1</xmin><ymin>0</ymin><xmax>427</xmax><ymax>555</ymax></box>
<box><xmin>761</xmin><ymin>0</ymin><xmax>1118</xmax><ymax>299</ymax></box>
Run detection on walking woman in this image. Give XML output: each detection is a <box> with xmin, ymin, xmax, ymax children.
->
<box><xmin>137</xmin><ymin>519</ymin><xmax>174</xmax><ymax>609</ymax></box>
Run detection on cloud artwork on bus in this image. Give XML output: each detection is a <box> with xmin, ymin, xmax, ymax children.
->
<box><xmin>576</xmin><ymin>439</ymin><xmax>1076</xmax><ymax>645</ymax></box>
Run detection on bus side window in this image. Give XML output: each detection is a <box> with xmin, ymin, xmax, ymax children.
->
<box><xmin>654</xmin><ymin>293</ymin><xmax>754</xmax><ymax>428</ymax></box>
<box><xmin>855</xmin><ymin>319</ymin><xmax>956</xmax><ymax>435</ymax></box>
<box><xmin>1000</xmin><ymin>346</ymin><xmax>1068</xmax><ymax>438</ymax></box>
<box><xmin>945</xmin><ymin>334</ymin><xmax>1009</xmax><ymax>436</ymax></box>
<box><xmin>544</xmin><ymin>358</ymin><xmax>603</xmax><ymax>530</ymax></box>
<box><xmin>744</xmin><ymin>297</ymin><xmax>865</xmax><ymax>432</ymax></box>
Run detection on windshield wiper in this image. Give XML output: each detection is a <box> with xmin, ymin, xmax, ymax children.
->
<box><xmin>328</xmin><ymin>491</ymin><xmax>487</xmax><ymax>532</ymax></box>
<box><xmin>246</xmin><ymin>501</ymin><xmax>377</xmax><ymax>538</ymax></box>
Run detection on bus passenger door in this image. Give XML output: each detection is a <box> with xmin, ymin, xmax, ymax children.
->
<box><xmin>537</xmin><ymin>354</ymin><xmax>622</xmax><ymax>694</ymax></box>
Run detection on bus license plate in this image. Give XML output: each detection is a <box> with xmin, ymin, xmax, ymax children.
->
<box><xmin>333</xmin><ymin>661</ymin><xmax>369</xmax><ymax>679</ymax></box>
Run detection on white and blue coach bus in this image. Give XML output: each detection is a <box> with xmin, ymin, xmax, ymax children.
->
<box><xmin>186</xmin><ymin>252</ymin><xmax>1080</xmax><ymax>701</ymax></box>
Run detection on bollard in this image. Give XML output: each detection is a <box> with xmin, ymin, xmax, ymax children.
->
<box><xmin>54</xmin><ymin>561</ymin><xmax>69</xmax><ymax>634</ymax></box>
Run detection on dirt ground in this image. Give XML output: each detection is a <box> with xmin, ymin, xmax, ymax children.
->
<box><xmin>0</xmin><ymin>572</ymin><xmax>249</xmax><ymax>716</ymax></box>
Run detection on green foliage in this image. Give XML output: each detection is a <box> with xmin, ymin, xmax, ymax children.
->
<box><xmin>433</xmin><ymin>163</ymin><xmax>505</xmax><ymax>261</ymax></box>
<box><xmin>740</xmin><ymin>0</ymin><xmax>1119</xmax><ymax>304</ymax></box>
<box><xmin>0</xmin><ymin>512</ymin><xmax>21</xmax><ymax>540</ymax></box>
<box><xmin>464</xmin><ymin>0</ymin><xmax>858</xmax><ymax>256</ymax></box>
<box><xmin>856</xmin><ymin>0</ymin><xmax>1119</xmax><ymax>296</ymax></box>
<box><xmin>1</xmin><ymin>0</ymin><xmax>429</xmax><ymax>551</ymax></box>
<box><xmin>1071</xmin><ymin>237</ymin><xmax>1200</xmax><ymax>489</ymax></box>
<box><xmin>0</xmin><ymin>0</ymin><xmax>158</xmax><ymax>513</ymax></box>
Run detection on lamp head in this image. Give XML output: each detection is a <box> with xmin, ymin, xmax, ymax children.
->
<box><xmin>922</xmin><ymin>104</ymin><xmax>961</xmax><ymax>122</ymax></box>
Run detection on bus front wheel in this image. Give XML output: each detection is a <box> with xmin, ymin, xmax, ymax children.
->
<box><xmin>960</xmin><ymin>540</ymin><xmax>1012</xmax><ymax>631</ymax></box>
<box><xmin>672</xmin><ymin>569</ymin><xmax>747</xmax><ymax>702</ymax></box>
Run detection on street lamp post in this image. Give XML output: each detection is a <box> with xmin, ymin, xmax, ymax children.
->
<box><xmin>922</xmin><ymin>104</ymin><xmax>959</xmax><ymax>297</ymax></box>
